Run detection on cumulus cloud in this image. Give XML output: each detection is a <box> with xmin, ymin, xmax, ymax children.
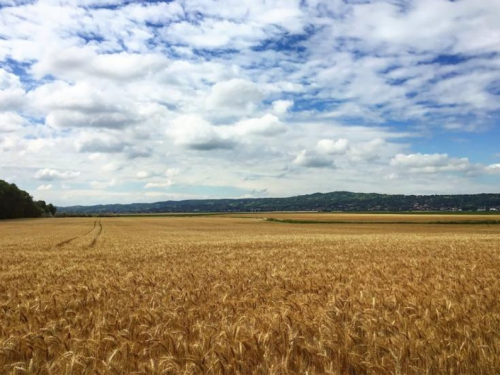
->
<box><xmin>349</xmin><ymin>139</ymin><xmax>387</xmax><ymax>162</ymax></box>
<box><xmin>126</xmin><ymin>147</ymin><xmax>152</xmax><ymax>159</ymax></box>
<box><xmin>485</xmin><ymin>164</ymin><xmax>500</xmax><ymax>174</ymax></box>
<box><xmin>390</xmin><ymin>153</ymin><xmax>476</xmax><ymax>174</ymax></box>
<box><xmin>0</xmin><ymin>68</ymin><xmax>25</xmax><ymax>111</ymax></box>
<box><xmin>206</xmin><ymin>79</ymin><xmax>263</xmax><ymax>112</ymax></box>
<box><xmin>168</xmin><ymin>115</ymin><xmax>236</xmax><ymax>151</ymax></box>
<box><xmin>163</xmin><ymin>19</ymin><xmax>267</xmax><ymax>50</ymax></box>
<box><xmin>316</xmin><ymin>139</ymin><xmax>349</xmax><ymax>155</ymax></box>
<box><xmin>272</xmin><ymin>100</ymin><xmax>294</xmax><ymax>116</ymax></box>
<box><xmin>233</xmin><ymin>114</ymin><xmax>286</xmax><ymax>137</ymax></box>
<box><xmin>32</xmin><ymin>48</ymin><xmax>168</xmax><ymax>81</ymax></box>
<box><xmin>0</xmin><ymin>112</ymin><xmax>25</xmax><ymax>132</ymax></box>
<box><xmin>75</xmin><ymin>135</ymin><xmax>128</xmax><ymax>153</ymax></box>
<box><xmin>293</xmin><ymin>150</ymin><xmax>334</xmax><ymax>169</ymax></box>
<box><xmin>29</xmin><ymin>81</ymin><xmax>143</xmax><ymax>129</ymax></box>
<box><xmin>34</xmin><ymin>169</ymin><xmax>81</xmax><ymax>181</ymax></box>
<box><xmin>48</xmin><ymin>111</ymin><xmax>134</xmax><ymax>129</ymax></box>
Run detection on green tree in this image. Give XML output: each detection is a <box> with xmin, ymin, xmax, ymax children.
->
<box><xmin>0</xmin><ymin>180</ymin><xmax>56</xmax><ymax>220</ymax></box>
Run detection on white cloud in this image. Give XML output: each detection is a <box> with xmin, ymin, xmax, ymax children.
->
<box><xmin>144</xmin><ymin>180</ymin><xmax>173</xmax><ymax>189</ymax></box>
<box><xmin>90</xmin><ymin>178</ymin><xmax>117</xmax><ymax>189</ymax></box>
<box><xmin>36</xmin><ymin>184</ymin><xmax>52</xmax><ymax>191</ymax></box>
<box><xmin>316</xmin><ymin>138</ymin><xmax>349</xmax><ymax>155</ymax></box>
<box><xmin>162</xmin><ymin>19</ymin><xmax>267</xmax><ymax>50</ymax></box>
<box><xmin>32</xmin><ymin>47</ymin><xmax>168</xmax><ymax>81</ymax></box>
<box><xmin>75</xmin><ymin>134</ymin><xmax>128</xmax><ymax>153</ymax></box>
<box><xmin>34</xmin><ymin>168</ymin><xmax>81</xmax><ymax>181</ymax></box>
<box><xmin>390</xmin><ymin>153</ymin><xmax>475</xmax><ymax>174</ymax></box>
<box><xmin>47</xmin><ymin>111</ymin><xmax>137</xmax><ymax>129</ymax></box>
<box><xmin>272</xmin><ymin>100</ymin><xmax>294</xmax><ymax>116</ymax></box>
<box><xmin>233</xmin><ymin>114</ymin><xmax>286</xmax><ymax>137</ymax></box>
<box><xmin>168</xmin><ymin>115</ymin><xmax>236</xmax><ymax>150</ymax></box>
<box><xmin>486</xmin><ymin>164</ymin><xmax>500</xmax><ymax>174</ymax></box>
<box><xmin>349</xmin><ymin>138</ymin><xmax>387</xmax><ymax>162</ymax></box>
<box><xmin>0</xmin><ymin>112</ymin><xmax>25</xmax><ymax>132</ymax></box>
<box><xmin>29</xmin><ymin>81</ymin><xmax>143</xmax><ymax>129</ymax></box>
<box><xmin>165</xmin><ymin>168</ymin><xmax>180</xmax><ymax>177</ymax></box>
<box><xmin>102</xmin><ymin>162</ymin><xmax>123</xmax><ymax>172</ymax></box>
<box><xmin>293</xmin><ymin>149</ymin><xmax>334</xmax><ymax>169</ymax></box>
<box><xmin>206</xmin><ymin>79</ymin><xmax>263</xmax><ymax>112</ymax></box>
<box><xmin>0</xmin><ymin>68</ymin><xmax>25</xmax><ymax>111</ymax></box>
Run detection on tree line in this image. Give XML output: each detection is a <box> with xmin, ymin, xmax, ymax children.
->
<box><xmin>0</xmin><ymin>179</ymin><xmax>56</xmax><ymax>220</ymax></box>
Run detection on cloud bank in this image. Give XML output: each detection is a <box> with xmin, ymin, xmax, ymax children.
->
<box><xmin>0</xmin><ymin>0</ymin><xmax>499</xmax><ymax>205</ymax></box>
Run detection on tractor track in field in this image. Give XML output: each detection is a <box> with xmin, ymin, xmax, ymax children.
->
<box><xmin>53</xmin><ymin>218</ymin><xmax>102</xmax><ymax>249</ymax></box>
<box><xmin>89</xmin><ymin>218</ymin><xmax>103</xmax><ymax>248</ymax></box>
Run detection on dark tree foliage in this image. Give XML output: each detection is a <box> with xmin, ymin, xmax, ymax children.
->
<box><xmin>47</xmin><ymin>204</ymin><xmax>57</xmax><ymax>216</ymax></box>
<box><xmin>0</xmin><ymin>180</ymin><xmax>56</xmax><ymax>220</ymax></box>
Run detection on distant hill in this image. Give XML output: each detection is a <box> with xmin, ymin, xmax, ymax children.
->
<box><xmin>0</xmin><ymin>180</ymin><xmax>56</xmax><ymax>219</ymax></box>
<box><xmin>57</xmin><ymin>191</ymin><xmax>500</xmax><ymax>215</ymax></box>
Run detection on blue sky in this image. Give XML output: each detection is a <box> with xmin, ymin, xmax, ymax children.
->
<box><xmin>0</xmin><ymin>0</ymin><xmax>499</xmax><ymax>205</ymax></box>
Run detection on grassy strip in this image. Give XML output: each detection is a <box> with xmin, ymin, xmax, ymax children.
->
<box><xmin>230</xmin><ymin>211</ymin><xmax>500</xmax><ymax>217</ymax></box>
<box><xmin>116</xmin><ymin>213</ymin><xmax>226</xmax><ymax>217</ymax></box>
<box><xmin>264</xmin><ymin>218</ymin><xmax>500</xmax><ymax>225</ymax></box>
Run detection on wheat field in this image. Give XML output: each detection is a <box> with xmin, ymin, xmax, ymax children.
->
<box><xmin>1</xmin><ymin>215</ymin><xmax>500</xmax><ymax>374</ymax></box>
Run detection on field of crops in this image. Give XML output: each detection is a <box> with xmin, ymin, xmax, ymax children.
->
<box><xmin>1</xmin><ymin>215</ymin><xmax>500</xmax><ymax>374</ymax></box>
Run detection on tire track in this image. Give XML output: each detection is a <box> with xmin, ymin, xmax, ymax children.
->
<box><xmin>89</xmin><ymin>218</ymin><xmax>103</xmax><ymax>248</ymax></box>
<box><xmin>53</xmin><ymin>218</ymin><xmax>99</xmax><ymax>249</ymax></box>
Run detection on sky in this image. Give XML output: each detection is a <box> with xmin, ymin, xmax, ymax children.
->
<box><xmin>0</xmin><ymin>0</ymin><xmax>500</xmax><ymax>206</ymax></box>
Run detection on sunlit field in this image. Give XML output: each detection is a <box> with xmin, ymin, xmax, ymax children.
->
<box><xmin>1</xmin><ymin>215</ymin><xmax>500</xmax><ymax>374</ymax></box>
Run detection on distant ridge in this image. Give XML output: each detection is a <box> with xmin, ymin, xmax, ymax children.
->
<box><xmin>57</xmin><ymin>191</ymin><xmax>500</xmax><ymax>214</ymax></box>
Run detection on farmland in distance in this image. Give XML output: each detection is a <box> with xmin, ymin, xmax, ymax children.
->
<box><xmin>1</xmin><ymin>215</ymin><xmax>500</xmax><ymax>374</ymax></box>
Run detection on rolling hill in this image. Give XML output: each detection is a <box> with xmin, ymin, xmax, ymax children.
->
<box><xmin>57</xmin><ymin>191</ymin><xmax>500</xmax><ymax>214</ymax></box>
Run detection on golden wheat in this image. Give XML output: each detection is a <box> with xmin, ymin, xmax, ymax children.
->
<box><xmin>1</xmin><ymin>215</ymin><xmax>499</xmax><ymax>374</ymax></box>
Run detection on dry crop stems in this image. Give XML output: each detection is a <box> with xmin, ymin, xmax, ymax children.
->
<box><xmin>0</xmin><ymin>215</ymin><xmax>499</xmax><ymax>374</ymax></box>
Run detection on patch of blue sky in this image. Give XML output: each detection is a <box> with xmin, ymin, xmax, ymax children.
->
<box><xmin>2</xmin><ymin>58</ymin><xmax>39</xmax><ymax>88</ymax></box>
<box><xmin>253</xmin><ymin>34</ymin><xmax>308</xmax><ymax>54</ymax></box>
<box><xmin>425</xmin><ymin>52</ymin><xmax>499</xmax><ymax>66</ymax></box>
<box><xmin>413</xmin><ymin>100</ymin><xmax>459</xmax><ymax>109</ymax></box>
<box><xmin>252</xmin><ymin>24</ymin><xmax>316</xmax><ymax>54</ymax></box>
<box><xmin>405</xmin><ymin>91</ymin><xmax>418</xmax><ymax>99</ymax></box>
<box><xmin>381</xmin><ymin>118</ymin><xmax>419</xmax><ymax>131</ymax></box>
<box><xmin>0</xmin><ymin>1</ymin><xmax>34</xmax><ymax>10</ymax></box>
<box><xmin>184</xmin><ymin>10</ymin><xmax>205</xmax><ymax>24</ymax></box>
<box><xmin>411</xmin><ymin>129</ymin><xmax>500</xmax><ymax>165</ymax></box>
<box><xmin>291</xmin><ymin>97</ymin><xmax>347</xmax><ymax>112</ymax></box>
<box><xmin>76</xmin><ymin>32</ymin><xmax>107</xmax><ymax>45</ymax></box>
<box><xmin>84</xmin><ymin>0</ymin><xmax>175</xmax><ymax>11</ymax></box>
<box><xmin>192</xmin><ymin>48</ymin><xmax>240</xmax><ymax>59</ymax></box>
<box><xmin>19</xmin><ymin>115</ymin><xmax>44</xmax><ymax>128</ymax></box>
<box><xmin>487</xmin><ymin>81</ymin><xmax>500</xmax><ymax>96</ymax></box>
<box><xmin>428</xmin><ymin>54</ymin><xmax>472</xmax><ymax>66</ymax></box>
<box><xmin>333</xmin><ymin>38</ymin><xmax>367</xmax><ymax>54</ymax></box>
